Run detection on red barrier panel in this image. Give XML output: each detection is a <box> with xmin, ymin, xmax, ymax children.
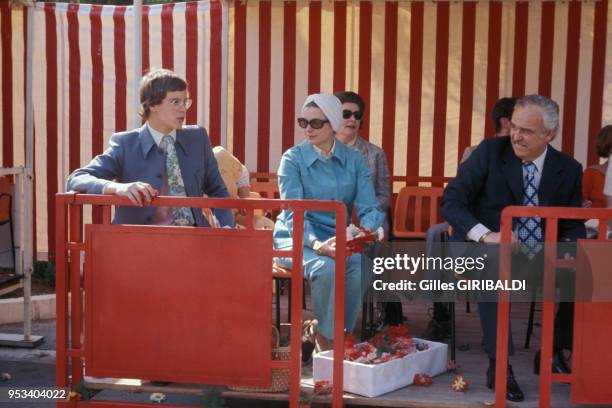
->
<box><xmin>84</xmin><ymin>225</ymin><xmax>273</xmax><ymax>384</ymax></box>
<box><xmin>55</xmin><ymin>193</ymin><xmax>348</xmax><ymax>408</ymax></box>
<box><xmin>572</xmin><ymin>241</ymin><xmax>612</xmax><ymax>404</ymax></box>
<box><xmin>496</xmin><ymin>206</ymin><xmax>612</xmax><ymax>408</ymax></box>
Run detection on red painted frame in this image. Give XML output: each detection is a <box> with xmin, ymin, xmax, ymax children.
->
<box><xmin>55</xmin><ymin>193</ymin><xmax>348</xmax><ymax>408</ymax></box>
<box><xmin>496</xmin><ymin>206</ymin><xmax>612</xmax><ymax>408</ymax></box>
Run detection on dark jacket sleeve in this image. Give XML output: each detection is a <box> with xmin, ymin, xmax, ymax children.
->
<box><xmin>440</xmin><ymin>140</ymin><xmax>489</xmax><ymax>240</ymax></box>
<box><xmin>66</xmin><ymin>133</ymin><xmax>124</xmax><ymax>194</ymax></box>
<box><xmin>558</xmin><ymin>160</ymin><xmax>587</xmax><ymax>241</ymax></box>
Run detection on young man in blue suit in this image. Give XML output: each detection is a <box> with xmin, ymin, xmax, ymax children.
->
<box><xmin>67</xmin><ymin>69</ymin><xmax>232</xmax><ymax>227</ymax></box>
<box><xmin>441</xmin><ymin>95</ymin><xmax>585</xmax><ymax>401</ymax></box>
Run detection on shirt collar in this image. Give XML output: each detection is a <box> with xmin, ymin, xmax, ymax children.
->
<box><xmin>345</xmin><ymin>135</ymin><xmax>358</xmax><ymax>147</ymax></box>
<box><xmin>303</xmin><ymin>138</ymin><xmax>347</xmax><ymax>167</ymax></box>
<box><xmin>312</xmin><ymin>139</ymin><xmax>336</xmax><ymax>159</ymax></box>
<box><xmin>525</xmin><ymin>146</ymin><xmax>547</xmax><ymax>174</ymax></box>
<box><xmin>146</xmin><ymin>122</ymin><xmax>176</xmax><ymax>147</ymax></box>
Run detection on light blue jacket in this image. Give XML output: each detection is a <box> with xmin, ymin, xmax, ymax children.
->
<box><xmin>273</xmin><ymin>139</ymin><xmax>384</xmax><ymax>249</ymax></box>
<box><xmin>66</xmin><ymin>125</ymin><xmax>233</xmax><ymax>227</ymax></box>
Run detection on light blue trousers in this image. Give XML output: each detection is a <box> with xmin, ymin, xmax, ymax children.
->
<box><xmin>277</xmin><ymin>247</ymin><xmax>363</xmax><ymax>340</ymax></box>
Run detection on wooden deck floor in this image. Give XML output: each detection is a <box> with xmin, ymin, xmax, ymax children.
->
<box><xmin>83</xmin><ymin>296</ymin><xmax>609</xmax><ymax>407</ymax></box>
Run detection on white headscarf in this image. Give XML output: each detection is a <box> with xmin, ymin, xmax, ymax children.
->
<box><xmin>302</xmin><ymin>93</ymin><xmax>342</xmax><ymax>132</ymax></box>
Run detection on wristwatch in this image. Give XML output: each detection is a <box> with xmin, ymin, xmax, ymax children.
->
<box><xmin>312</xmin><ymin>240</ymin><xmax>324</xmax><ymax>255</ymax></box>
<box><xmin>479</xmin><ymin>231</ymin><xmax>492</xmax><ymax>243</ymax></box>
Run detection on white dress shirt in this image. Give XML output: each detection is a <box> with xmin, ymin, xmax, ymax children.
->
<box><xmin>467</xmin><ymin>147</ymin><xmax>548</xmax><ymax>242</ymax></box>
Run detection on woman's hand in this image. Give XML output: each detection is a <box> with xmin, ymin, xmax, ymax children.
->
<box><xmin>317</xmin><ymin>237</ymin><xmax>336</xmax><ymax>258</ymax></box>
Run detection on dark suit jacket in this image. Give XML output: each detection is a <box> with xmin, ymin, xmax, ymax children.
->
<box><xmin>66</xmin><ymin>125</ymin><xmax>233</xmax><ymax>227</ymax></box>
<box><xmin>441</xmin><ymin>136</ymin><xmax>585</xmax><ymax>242</ymax></box>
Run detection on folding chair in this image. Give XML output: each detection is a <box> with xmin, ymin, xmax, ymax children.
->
<box><xmin>0</xmin><ymin>176</ymin><xmax>15</xmax><ymax>268</ymax></box>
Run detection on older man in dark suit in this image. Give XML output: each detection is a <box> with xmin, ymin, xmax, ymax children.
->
<box><xmin>441</xmin><ymin>95</ymin><xmax>585</xmax><ymax>401</ymax></box>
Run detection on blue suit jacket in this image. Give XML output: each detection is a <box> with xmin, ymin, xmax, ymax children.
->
<box><xmin>66</xmin><ymin>125</ymin><xmax>233</xmax><ymax>227</ymax></box>
<box><xmin>441</xmin><ymin>136</ymin><xmax>585</xmax><ymax>242</ymax></box>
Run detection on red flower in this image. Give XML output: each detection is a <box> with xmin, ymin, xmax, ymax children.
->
<box><xmin>361</xmin><ymin>343</ymin><xmax>375</xmax><ymax>354</ymax></box>
<box><xmin>346</xmin><ymin>228</ymin><xmax>377</xmax><ymax>254</ymax></box>
<box><xmin>386</xmin><ymin>325</ymin><xmax>410</xmax><ymax>339</ymax></box>
<box><xmin>370</xmin><ymin>332</ymin><xmax>385</xmax><ymax>348</ymax></box>
<box><xmin>413</xmin><ymin>373</ymin><xmax>433</xmax><ymax>387</ymax></box>
<box><xmin>314</xmin><ymin>380</ymin><xmax>333</xmax><ymax>395</ymax></box>
<box><xmin>379</xmin><ymin>354</ymin><xmax>392</xmax><ymax>363</ymax></box>
<box><xmin>345</xmin><ymin>334</ymin><xmax>357</xmax><ymax>349</ymax></box>
<box><xmin>451</xmin><ymin>375</ymin><xmax>469</xmax><ymax>392</ymax></box>
<box><xmin>345</xmin><ymin>347</ymin><xmax>361</xmax><ymax>361</ymax></box>
<box><xmin>344</xmin><ymin>325</ymin><xmax>417</xmax><ymax>364</ymax></box>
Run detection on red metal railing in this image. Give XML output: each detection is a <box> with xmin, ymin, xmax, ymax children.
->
<box><xmin>496</xmin><ymin>206</ymin><xmax>612</xmax><ymax>408</ymax></box>
<box><xmin>55</xmin><ymin>193</ymin><xmax>348</xmax><ymax>408</ymax></box>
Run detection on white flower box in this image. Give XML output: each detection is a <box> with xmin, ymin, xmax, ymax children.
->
<box><xmin>313</xmin><ymin>338</ymin><xmax>448</xmax><ymax>398</ymax></box>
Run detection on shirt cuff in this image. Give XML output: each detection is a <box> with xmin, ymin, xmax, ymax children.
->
<box><xmin>101</xmin><ymin>181</ymin><xmax>116</xmax><ymax>195</ymax></box>
<box><xmin>237</xmin><ymin>165</ymin><xmax>250</xmax><ymax>188</ymax></box>
<box><xmin>307</xmin><ymin>235</ymin><xmax>319</xmax><ymax>248</ymax></box>
<box><xmin>466</xmin><ymin>223</ymin><xmax>490</xmax><ymax>242</ymax></box>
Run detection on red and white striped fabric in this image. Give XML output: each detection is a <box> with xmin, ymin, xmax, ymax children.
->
<box><xmin>1</xmin><ymin>0</ymin><xmax>226</xmax><ymax>256</ymax></box>
<box><xmin>227</xmin><ymin>0</ymin><xmax>612</xmax><ymax>183</ymax></box>
<box><xmin>2</xmin><ymin>0</ymin><xmax>612</xmax><ymax>258</ymax></box>
<box><xmin>0</xmin><ymin>3</ymin><xmax>27</xmax><ymax>172</ymax></box>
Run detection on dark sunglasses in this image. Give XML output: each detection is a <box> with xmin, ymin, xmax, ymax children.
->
<box><xmin>342</xmin><ymin>110</ymin><xmax>363</xmax><ymax>120</ymax></box>
<box><xmin>297</xmin><ymin>118</ymin><xmax>329</xmax><ymax>129</ymax></box>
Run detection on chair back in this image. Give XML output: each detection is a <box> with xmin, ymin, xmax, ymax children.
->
<box><xmin>392</xmin><ymin>186</ymin><xmax>444</xmax><ymax>239</ymax></box>
<box><xmin>250</xmin><ymin>181</ymin><xmax>279</xmax><ymax>200</ymax></box>
<box><xmin>250</xmin><ymin>180</ymin><xmax>280</xmax><ymax>221</ymax></box>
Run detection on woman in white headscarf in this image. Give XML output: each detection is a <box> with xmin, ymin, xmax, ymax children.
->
<box><xmin>273</xmin><ymin>93</ymin><xmax>384</xmax><ymax>350</ymax></box>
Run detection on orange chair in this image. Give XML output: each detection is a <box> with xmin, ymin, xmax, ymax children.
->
<box><xmin>392</xmin><ymin>186</ymin><xmax>445</xmax><ymax>239</ymax></box>
<box><xmin>250</xmin><ymin>180</ymin><xmax>281</xmax><ymax>221</ymax></box>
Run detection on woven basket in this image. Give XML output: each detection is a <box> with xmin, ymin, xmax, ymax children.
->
<box><xmin>227</xmin><ymin>326</ymin><xmax>290</xmax><ymax>393</ymax></box>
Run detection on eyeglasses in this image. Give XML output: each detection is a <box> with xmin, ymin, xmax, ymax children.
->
<box><xmin>297</xmin><ymin>118</ymin><xmax>329</xmax><ymax>129</ymax></box>
<box><xmin>167</xmin><ymin>98</ymin><xmax>193</xmax><ymax>110</ymax></box>
<box><xmin>342</xmin><ymin>110</ymin><xmax>363</xmax><ymax>120</ymax></box>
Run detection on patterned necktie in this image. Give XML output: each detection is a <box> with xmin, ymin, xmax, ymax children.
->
<box><xmin>160</xmin><ymin>135</ymin><xmax>195</xmax><ymax>226</ymax></box>
<box><xmin>517</xmin><ymin>161</ymin><xmax>542</xmax><ymax>258</ymax></box>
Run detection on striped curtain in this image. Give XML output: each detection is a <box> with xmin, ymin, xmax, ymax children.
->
<box><xmin>227</xmin><ymin>0</ymin><xmax>612</xmax><ymax>187</ymax></box>
<box><xmin>0</xmin><ymin>0</ymin><xmax>226</xmax><ymax>257</ymax></box>
<box><xmin>1</xmin><ymin>0</ymin><xmax>612</xmax><ymax>258</ymax></box>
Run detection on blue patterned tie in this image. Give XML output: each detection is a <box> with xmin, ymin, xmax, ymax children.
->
<box><xmin>517</xmin><ymin>161</ymin><xmax>542</xmax><ymax>258</ymax></box>
<box><xmin>160</xmin><ymin>135</ymin><xmax>195</xmax><ymax>226</ymax></box>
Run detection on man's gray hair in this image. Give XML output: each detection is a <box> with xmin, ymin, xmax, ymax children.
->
<box><xmin>515</xmin><ymin>94</ymin><xmax>559</xmax><ymax>136</ymax></box>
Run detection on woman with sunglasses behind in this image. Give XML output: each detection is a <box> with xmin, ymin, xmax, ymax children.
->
<box><xmin>273</xmin><ymin>93</ymin><xmax>384</xmax><ymax>351</ymax></box>
<box><xmin>335</xmin><ymin>91</ymin><xmax>391</xmax><ymax>234</ymax></box>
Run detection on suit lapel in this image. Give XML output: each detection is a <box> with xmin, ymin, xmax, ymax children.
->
<box><xmin>138</xmin><ymin>125</ymin><xmax>157</xmax><ymax>158</ymax></box>
<box><xmin>175</xmin><ymin>128</ymin><xmax>190</xmax><ymax>157</ymax></box>
<box><xmin>174</xmin><ymin>128</ymin><xmax>195</xmax><ymax>197</ymax></box>
<box><xmin>538</xmin><ymin>146</ymin><xmax>564</xmax><ymax>206</ymax></box>
<box><xmin>501</xmin><ymin>144</ymin><xmax>524</xmax><ymax>203</ymax></box>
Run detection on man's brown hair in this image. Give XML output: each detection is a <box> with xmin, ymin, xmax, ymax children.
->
<box><xmin>139</xmin><ymin>69</ymin><xmax>187</xmax><ymax>120</ymax></box>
